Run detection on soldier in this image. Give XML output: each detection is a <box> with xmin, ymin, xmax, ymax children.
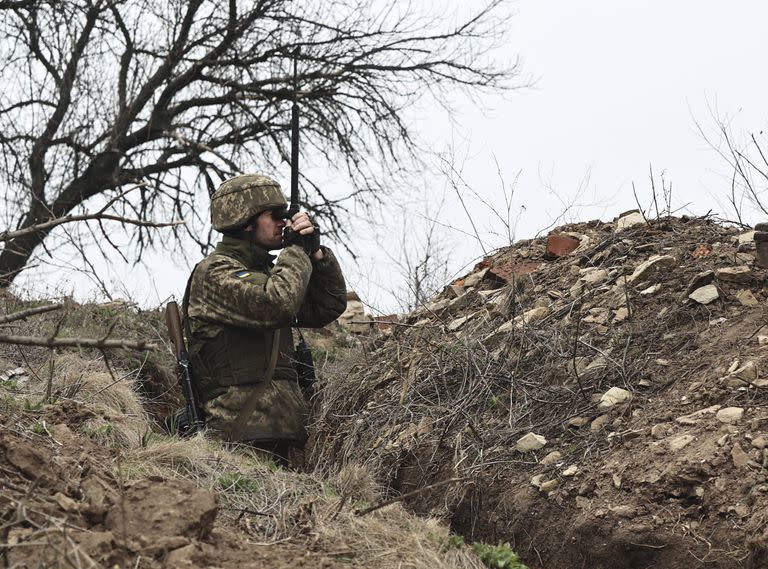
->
<box><xmin>183</xmin><ymin>173</ymin><xmax>347</xmax><ymax>463</ymax></box>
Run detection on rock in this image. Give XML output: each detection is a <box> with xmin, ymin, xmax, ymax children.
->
<box><xmin>676</xmin><ymin>405</ymin><xmax>722</xmax><ymax>425</ymax></box>
<box><xmin>639</xmin><ymin>283</ymin><xmax>661</xmax><ymax>295</ymax></box>
<box><xmin>736</xmin><ymin>290</ymin><xmax>759</xmax><ymax>306</ymax></box>
<box><xmin>516</xmin><ymin>432</ymin><xmax>547</xmax><ymax>452</ymax></box>
<box><xmin>615</xmin><ymin>211</ymin><xmax>646</xmax><ymax>231</ymax></box>
<box><xmin>562</xmin><ymin>465</ymin><xmax>579</xmax><ymax>477</ymax></box>
<box><xmin>628</xmin><ymin>255</ymin><xmax>676</xmax><ymax>284</ymax></box>
<box><xmin>688</xmin><ymin>284</ymin><xmax>719</xmax><ymax>305</ymax></box>
<box><xmin>683</xmin><ymin>270</ymin><xmax>715</xmax><ymax>297</ymax></box>
<box><xmin>425</xmin><ymin>298</ymin><xmax>451</xmax><ymax>313</ymax></box>
<box><xmin>668</xmin><ymin>434</ymin><xmax>695</xmax><ymax>452</ymax></box>
<box><xmin>752</xmin><ymin>436</ymin><xmax>768</xmax><ymax>449</ymax></box>
<box><xmin>540</xmin><ymin>451</ymin><xmax>562</xmax><ymax>466</ymax></box>
<box><xmin>581</xmin><ymin>268</ymin><xmax>610</xmax><ymax>284</ymax></box>
<box><xmin>733</xmin><ymin>361</ymin><xmax>758</xmax><ymax>381</ymax></box>
<box><xmin>598</xmin><ymin>387</ymin><xmax>632</xmax><ymax>410</ymax></box>
<box><xmin>758</xmin><ymin>336</ymin><xmax>768</xmax><ymax>346</ymax></box>
<box><xmin>530</xmin><ymin>474</ymin><xmax>545</xmax><ymax>489</ymax></box>
<box><xmin>732</xmin><ymin>444</ymin><xmax>750</xmax><ymax>468</ymax></box>
<box><xmin>539</xmin><ymin>479</ymin><xmax>559</xmax><ymax>493</ymax></box>
<box><xmin>613</xmin><ymin>307</ymin><xmax>629</xmax><ymax>323</ymax></box>
<box><xmin>53</xmin><ymin>492</ymin><xmax>79</xmax><ymax>513</ymax></box>
<box><xmin>736</xmin><ymin>231</ymin><xmax>756</xmax><ymax>244</ymax></box>
<box><xmin>446</xmin><ymin>285</ymin><xmax>466</xmax><ymax>298</ymax></box>
<box><xmin>715</xmin><ymin>266</ymin><xmax>752</xmax><ymax>283</ymax></box>
<box><xmin>338</xmin><ymin>291</ymin><xmax>369</xmax><ymax>333</ymax></box>
<box><xmin>447</xmin><ymin>314</ymin><xmax>472</xmax><ymax>332</ymax></box>
<box><xmin>716</xmin><ymin>407</ymin><xmax>745</xmax><ymax>424</ymax></box>
<box><xmin>567</xmin><ymin>417</ymin><xmax>589</xmax><ymax>428</ymax></box>
<box><xmin>519</xmin><ymin>306</ymin><xmax>550</xmax><ymax>327</ymax></box>
<box><xmin>591</xmin><ymin>414</ymin><xmax>611</xmax><ymax>431</ymax></box>
<box><xmin>546</xmin><ymin>233</ymin><xmax>580</xmax><ymax>257</ymax></box>
<box><xmin>651</xmin><ymin>423</ymin><xmax>672</xmax><ymax>439</ymax></box>
<box><xmin>463</xmin><ymin>268</ymin><xmax>489</xmax><ymax>288</ymax></box>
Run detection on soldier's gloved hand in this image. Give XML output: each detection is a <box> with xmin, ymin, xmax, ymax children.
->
<box><xmin>285</xmin><ymin>213</ymin><xmax>321</xmax><ymax>256</ymax></box>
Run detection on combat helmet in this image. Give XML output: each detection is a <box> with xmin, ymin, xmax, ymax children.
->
<box><xmin>210</xmin><ymin>174</ymin><xmax>287</xmax><ymax>232</ymax></box>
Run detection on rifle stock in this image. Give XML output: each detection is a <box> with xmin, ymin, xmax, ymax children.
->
<box><xmin>165</xmin><ymin>301</ymin><xmax>204</xmax><ymax>434</ymax></box>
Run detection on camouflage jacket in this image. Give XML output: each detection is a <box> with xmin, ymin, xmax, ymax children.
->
<box><xmin>184</xmin><ymin>236</ymin><xmax>347</xmax><ymax>405</ymax></box>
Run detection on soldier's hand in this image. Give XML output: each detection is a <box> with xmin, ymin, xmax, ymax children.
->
<box><xmin>285</xmin><ymin>213</ymin><xmax>321</xmax><ymax>256</ymax></box>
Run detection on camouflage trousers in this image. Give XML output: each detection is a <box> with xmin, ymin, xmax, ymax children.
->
<box><xmin>204</xmin><ymin>380</ymin><xmax>308</xmax><ymax>447</ymax></box>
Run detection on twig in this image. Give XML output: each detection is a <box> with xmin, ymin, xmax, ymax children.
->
<box><xmin>355</xmin><ymin>477</ymin><xmax>469</xmax><ymax>516</ymax></box>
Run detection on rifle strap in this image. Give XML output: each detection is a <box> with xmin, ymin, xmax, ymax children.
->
<box><xmin>229</xmin><ymin>328</ymin><xmax>281</xmax><ymax>441</ymax></box>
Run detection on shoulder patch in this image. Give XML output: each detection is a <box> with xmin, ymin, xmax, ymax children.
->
<box><xmin>234</xmin><ymin>270</ymin><xmax>252</xmax><ymax>278</ymax></box>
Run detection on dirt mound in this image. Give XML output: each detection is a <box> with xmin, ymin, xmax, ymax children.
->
<box><xmin>312</xmin><ymin>213</ymin><xmax>768</xmax><ymax>569</ymax></box>
<box><xmin>0</xmin><ymin>401</ymin><xmax>349</xmax><ymax>568</ymax></box>
<box><xmin>0</xmin><ymin>328</ymin><xmax>487</xmax><ymax>567</ymax></box>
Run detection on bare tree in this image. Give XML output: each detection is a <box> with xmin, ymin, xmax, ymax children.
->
<box><xmin>0</xmin><ymin>0</ymin><xmax>518</xmax><ymax>287</ymax></box>
<box><xmin>697</xmin><ymin>116</ymin><xmax>768</xmax><ymax>225</ymax></box>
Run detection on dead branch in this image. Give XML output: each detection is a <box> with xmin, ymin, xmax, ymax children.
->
<box><xmin>355</xmin><ymin>477</ymin><xmax>470</xmax><ymax>517</ymax></box>
<box><xmin>0</xmin><ymin>334</ymin><xmax>160</xmax><ymax>351</ymax></box>
<box><xmin>0</xmin><ymin>303</ymin><xmax>63</xmax><ymax>324</ymax></box>
<box><xmin>0</xmin><ymin>211</ymin><xmax>184</xmax><ymax>242</ymax></box>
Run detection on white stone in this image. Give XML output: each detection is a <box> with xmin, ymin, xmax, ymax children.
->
<box><xmin>447</xmin><ymin>314</ymin><xmax>472</xmax><ymax>332</ymax></box>
<box><xmin>581</xmin><ymin>268</ymin><xmax>610</xmax><ymax>284</ymax></box>
<box><xmin>613</xmin><ymin>307</ymin><xmax>630</xmax><ymax>323</ymax></box>
<box><xmin>598</xmin><ymin>387</ymin><xmax>632</xmax><ymax>410</ymax></box>
<box><xmin>628</xmin><ymin>255</ymin><xmax>676</xmax><ymax>284</ymax></box>
<box><xmin>591</xmin><ymin>414</ymin><xmax>611</xmax><ymax>431</ymax></box>
<box><xmin>539</xmin><ymin>479</ymin><xmax>559</xmax><ymax>493</ymax></box>
<box><xmin>616</xmin><ymin>211</ymin><xmax>646</xmax><ymax>231</ymax></box>
<box><xmin>668</xmin><ymin>434</ymin><xmax>695</xmax><ymax>452</ymax></box>
<box><xmin>716</xmin><ymin>407</ymin><xmax>745</xmax><ymax>424</ymax></box>
<box><xmin>540</xmin><ymin>451</ymin><xmax>562</xmax><ymax>466</ymax></box>
<box><xmin>516</xmin><ymin>432</ymin><xmax>547</xmax><ymax>452</ymax></box>
<box><xmin>733</xmin><ymin>361</ymin><xmax>758</xmax><ymax>381</ymax></box>
<box><xmin>639</xmin><ymin>283</ymin><xmax>662</xmax><ymax>295</ymax></box>
<box><xmin>562</xmin><ymin>465</ymin><xmax>579</xmax><ymax>477</ymax></box>
<box><xmin>736</xmin><ymin>231</ymin><xmax>756</xmax><ymax>244</ymax></box>
<box><xmin>530</xmin><ymin>474</ymin><xmax>545</xmax><ymax>489</ymax></box>
<box><xmin>688</xmin><ymin>284</ymin><xmax>719</xmax><ymax>305</ymax></box>
<box><xmin>519</xmin><ymin>306</ymin><xmax>550</xmax><ymax>327</ymax></box>
<box><xmin>715</xmin><ymin>266</ymin><xmax>752</xmax><ymax>283</ymax></box>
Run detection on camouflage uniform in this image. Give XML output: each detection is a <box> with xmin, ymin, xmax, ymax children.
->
<box><xmin>184</xmin><ymin>174</ymin><xmax>347</xmax><ymax>446</ymax></box>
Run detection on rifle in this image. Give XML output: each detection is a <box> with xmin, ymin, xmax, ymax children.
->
<box><xmin>165</xmin><ymin>301</ymin><xmax>204</xmax><ymax>434</ymax></box>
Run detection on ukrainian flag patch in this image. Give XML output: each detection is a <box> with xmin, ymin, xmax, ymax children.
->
<box><xmin>234</xmin><ymin>270</ymin><xmax>252</xmax><ymax>278</ymax></box>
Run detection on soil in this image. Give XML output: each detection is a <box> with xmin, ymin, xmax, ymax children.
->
<box><xmin>312</xmin><ymin>214</ymin><xmax>768</xmax><ymax>569</ymax></box>
<box><xmin>0</xmin><ymin>400</ymin><xmax>349</xmax><ymax>568</ymax></box>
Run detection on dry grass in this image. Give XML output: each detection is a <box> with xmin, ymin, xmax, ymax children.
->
<box><xmin>0</xmin><ymin>324</ymin><xmax>485</xmax><ymax>569</ymax></box>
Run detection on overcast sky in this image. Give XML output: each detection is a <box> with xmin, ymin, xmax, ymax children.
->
<box><xmin>15</xmin><ymin>0</ymin><xmax>768</xmax><ymax>313</ymax></box>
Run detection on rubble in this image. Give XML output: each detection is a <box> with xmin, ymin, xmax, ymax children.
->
<box><xmin>313</xmin><ymin>214</ymin><xmax>768</xmax><ymax>569</ymax></box>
